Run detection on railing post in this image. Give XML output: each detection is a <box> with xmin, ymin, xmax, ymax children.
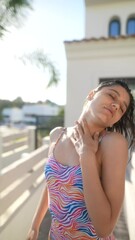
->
<box><xmin>42</xmin><ymin>136</ymin><xmax>50</xmax><ymax>146</ymax></box>
<box><xmin>0</xmin><ymin>131</ymin><xmax>3</xmax><ymax>173</ymax></box>
<box><xmin>27</xmin><ymin>126</ymin><xmax>36</xmax><ymax>152</ymax></box>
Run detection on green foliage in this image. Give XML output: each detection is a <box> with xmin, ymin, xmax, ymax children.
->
<box><xmin>35</xmin><ymin>106</ymin><xmax>65</xmax><ymax>147</ymax></box>
<box><xmin>58</xmin><ymin>107</ymin><xmax>64</xmax><ymax>117</ymax></box>
<box><xmin>0</xmin><ymin>0</ymin><xmax>33</xmax><ymax>37</ymax></box>
<box><xmin>7</xmin><ymin>0</ymin><xmax>32</xmax><ymax>11</ymax></box>
<box><xmin>0</xmin><ymin>1</ymin><xmax>62</xmax><ymax>124</ymax></box>
<box><xmin>37</xmin><ymin>113</ymin><xmax>65</xmax><ymax>147</ymax></box>
<box><xmin>0</xmin><ymin>1</ymin><xmax>60</xmax><ymax>89</ymax></box>
<box><xmin>0</xmin><ymin>97</ymin><xmax>24</xmax><ymax>121</ymax></box>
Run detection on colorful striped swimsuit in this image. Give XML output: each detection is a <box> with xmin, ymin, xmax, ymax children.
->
<box><xmin>44</xmin><ymin>131</ymin><xmax>115</xmax><ymax>240</ymax></box>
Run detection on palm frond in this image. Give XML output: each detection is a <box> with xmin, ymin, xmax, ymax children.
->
<box><xmin>0</xmin><ymin>0</ymin><xmax>33</xmax><ymax>37</ymax></box>
<box><xmin>21</xmin><ymin>49</ymin><xmax>60</xmax><ymax>88</ymax></box>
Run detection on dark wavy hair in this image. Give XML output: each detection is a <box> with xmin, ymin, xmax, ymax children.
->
<box><xmin>96</xmin><ymin>80</ymin><xmax>135</xmax><ymax>150</ymax></box>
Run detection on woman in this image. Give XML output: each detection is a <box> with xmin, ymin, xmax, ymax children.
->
<box><xmin>27</xmin><ymin>80</ymin><xmax>135</xmax><ymax>240</ymax></box>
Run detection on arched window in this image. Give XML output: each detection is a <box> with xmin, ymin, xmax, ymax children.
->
<box><xmin>127</xmin><ymin>17</ymin><xmax>135</xmax><ymax>35</ymax></box>
<box><xmin>109</xmin><ymin>19</ymin><xmax>120</xmax><ymax>37</ymax></box>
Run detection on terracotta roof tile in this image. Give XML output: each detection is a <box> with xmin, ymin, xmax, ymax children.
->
<box><xmin>64</xmin><ymin>35</ymin><xmax>135</xmax><ymax>44</ymax></box>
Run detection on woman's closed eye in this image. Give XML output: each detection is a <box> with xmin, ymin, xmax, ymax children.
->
<box><xmin>108</xmin><ymin>93</ymin><xmax>116</xmax><ymax>100</ymax></box>
<box><xmin>120</xmin><ymin>106</ymin><xmax>124</xmax><ymax>113</ymax></box>
<box><xmin>120</xmin><ymin>104</ymin><xmax>127</xmax><ymax>114</ymax></box>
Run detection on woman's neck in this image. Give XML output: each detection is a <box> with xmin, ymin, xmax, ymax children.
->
<box><xmin>78</xmin><ymin>118</ymin><xmax>105</xmax><ymax>137</ymax></box>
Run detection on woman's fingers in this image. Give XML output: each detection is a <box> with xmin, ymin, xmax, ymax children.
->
<box><xmin>73</xmin><ymin>127</ymin><xmax>79</xmax><ymax>140</ymax></box>
<box><xmin>70</xmin><ymin>131</ymin><xmax>77</xmax><ymax>145</ymax></box>
<box><xmin>75</xmin><ymin>120</ymin><xmax>90</xmax><ymax>136</ymax></box>
<box><xmin>93</xmin><ymin>132</ymin><xmax>99</xmax><ymax>141</ymax></box>
<box><xmin>78</xmin><ymin>120</ymin><xmax>99</xmax><ymax>141</ymax></box>
<box><xmin>70</xmin><ymin>125</ymin><xmax>82</xmax><ymax>147</ymax></box>
<box><xmin>27</xmin><ymin>229</ymin><xmax>37</xmax><ymax>240</ymax></box>
<box><xmin>75</xmin><ymin>121</ymin><xmax>84</xmax><ymax>136</ymax></box>
<box><xmin>72</xmin><ymin>120</ymin><xmax>99</xmax><ymax>147</ymax></box>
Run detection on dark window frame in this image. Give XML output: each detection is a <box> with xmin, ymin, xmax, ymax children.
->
<box><xmin>126</xmin><ymin>17</ymin><xmax>135</xmax><ymax>35</ymax></box>
<box><xmin>109</xmin><ymin>19</ymin><xmax>121</xmax><ymax>37</ymax></box>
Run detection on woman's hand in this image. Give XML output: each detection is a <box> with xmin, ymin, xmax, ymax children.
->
<box><xmin>26</xmin><ymin>229</ymin><xmax>38</xmax><ymax>240</ymax></box>
<box><xmin>71</xmin><ymin>120</ymin><xmax>99</xmax><ymax>159</ymax></box>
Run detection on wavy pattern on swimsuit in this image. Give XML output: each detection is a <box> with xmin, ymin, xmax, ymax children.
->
<box><xmin>45</xmin><ymin>156</ymin><xmax>115</xmax><ymax>240</ymax></box>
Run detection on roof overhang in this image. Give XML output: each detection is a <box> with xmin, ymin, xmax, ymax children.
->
<box><xmin>85</xmin><ymin>0</ymin><xmax>134</xmax><ymax>6</ymax></box>
<box><xmin>64</xmin><ymin>35</ymin><xmax>135</xmax><ymax>60</ymax></box>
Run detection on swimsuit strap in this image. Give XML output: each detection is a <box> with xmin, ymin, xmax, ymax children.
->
<box><xmin>52</xmin><ymin>127</ymin><xmax>66</xmax><ymax>155</ymax></box>
<box><xmin>99</xmin><ymin>130</ymin><xmax>109</xmax><ymax>143</ymax></box>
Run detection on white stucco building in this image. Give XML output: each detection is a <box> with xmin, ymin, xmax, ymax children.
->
<box><xmin>65</xmin><ymin>0</ymin><xmax>135</xmax><ymax>126</ymax></box>
<box><xmin>22</xmin><ymin>104</ymin><xmax>60</xmax><ymax>124</ymax></box>
<box><xmin>65</xmin><ymin>2</ymin><xmax>135</xmax><ymax>239</ymax></box>
<box><xmin>2</xmin><ymin>108</ymin><xmax>22</xmax><ymax>124</ymax></box>
<box><xmin>2</xmin><ymin>103</ymin><xmax>60</xmax><ymax>125</ymax></box>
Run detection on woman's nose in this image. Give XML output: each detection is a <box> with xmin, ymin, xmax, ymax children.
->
<box><xmin>111</xmin><ymin>102</ymin><xmax>120</xmax><ymax>110</ymax></box>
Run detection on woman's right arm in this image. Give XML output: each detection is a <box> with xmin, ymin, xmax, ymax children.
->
<box><xmin>26</xmin><ymin>182</ymin><xmax>49</xmax><ymax>240</ymax></box>
<box><xmin>27</xmin><ymin>127</ymin><xmax>63</xmax><ymax>240</ymax></box>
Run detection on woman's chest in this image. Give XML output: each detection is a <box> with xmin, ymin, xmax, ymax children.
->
<box><xmin>52</xmin><ymin>139</ymin><xmax>102</xmax><ymax>177</ymax></box>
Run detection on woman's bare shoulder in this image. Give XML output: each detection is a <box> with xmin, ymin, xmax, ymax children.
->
<box><xmin>99</xmin><ymin>131</ymin><xmax>128</xmax><ymax>164</ymax></box>
<box><xmin>49</xmin><ymin>127</ymin><xmax>65</xmax><ymax>142</ymax></box>
<box><xmin>101</xmin><ymin>131</ymin><xmax>128</xmax><ymax>148</ymax></box>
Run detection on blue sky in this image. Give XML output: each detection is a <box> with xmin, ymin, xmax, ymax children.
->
<box><xmin>0</xmin><ymin>0</ymin><xmax>85</xmax><ymax>105</ymax></box>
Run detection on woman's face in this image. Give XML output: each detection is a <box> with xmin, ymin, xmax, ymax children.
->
<box><xmin>83</xmin><ymin>85</ymin><xmax>130</xmax><ymax>128</ymax></box>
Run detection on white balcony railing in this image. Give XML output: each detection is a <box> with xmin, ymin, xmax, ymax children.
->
<box><xmin>0</xmin><ymin>127</ymin><xmax>49</xmax><ymax>240</ymax></box>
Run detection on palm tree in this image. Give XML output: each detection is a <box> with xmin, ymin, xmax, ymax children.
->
<box><xmin>0</xmin><ymin>0</ymin><xmax>60</xmax><ymax>87</ymax></box>
<box><xmin>21</xmin><ymin>49</ymin><xmax>60</xmax><ymax>87</ymax></box>
<box><xmin>0</xmin><ymin>0</ymin><xmax>32</xmax><ymax>37</ymax></box>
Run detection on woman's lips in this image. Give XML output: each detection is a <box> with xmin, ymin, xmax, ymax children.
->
<box><xmin>104</xmin><ymin>106</ymin><xmax>113</xmax><ymax>117</ymax></box>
